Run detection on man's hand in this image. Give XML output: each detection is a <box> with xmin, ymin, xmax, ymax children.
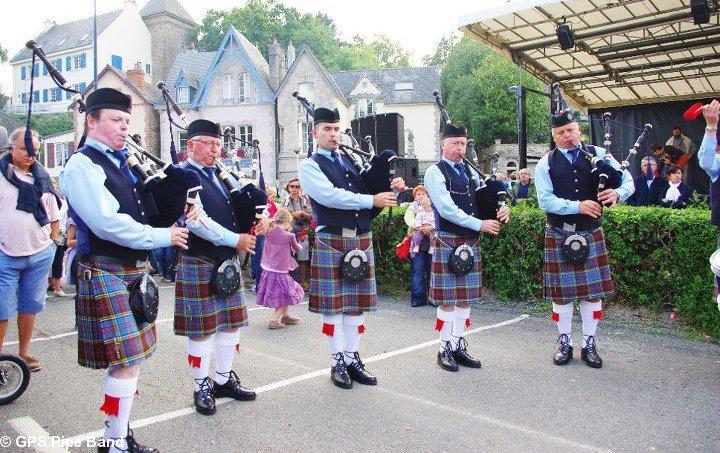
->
<box><xmin>373</xmin><ymin>192</ymin><xmax>399</xmax><ymax>208</ymax></box>
<box><xmin>236</xmin><ymin>234</ymin><xmax>257</xmax><ymax>254</ymax></box>
<box><xmin>390</xmin><ymin>177</ymin><xmax>407</xmax><ymax>193</ymax></box>
<box><xmin>420</xmin><ymin>225</ymin><xmax>433</xmax><ymax>235</ymax></box>
<box><xmin>293</xmin><ymin>210</ymin><xmax>304</xmax><ymax>218</ymax></box>
<box><xmin>480</xmin><ymin>219</ymin><xmax>502</xmax><ymax>235</ymax></box>
<box><xmin>704</xmin><ymin>99</ymin><xmax>719</xmax><ymax>128</ymax></box>
<box><xmin>597</xmin><ymin>189</ymin><xmax>619</xmax><ymax>207</ymax></box>
<box><xmin>579</xmin><ymin>200</ymin><xmax>603</xmax><ymax>218</ymax></box>
<box><xmin>170</xmin><ymin>226</ymin><xmax>190</xmax><ymax>249</ymax></box>
<box><xmin>496</xmin><ymin>205</ymin><xmax>510</xmax><ymax>223</ymax></box>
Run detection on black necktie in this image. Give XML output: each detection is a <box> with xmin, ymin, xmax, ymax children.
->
<box><xmin>568</xmin><ymin>149</ymin><xmax>579</xmax><ymax>165</ymax></box>
<box><xmin>111</xmin><ymin>150</ymin><xmax>135</xmax><ymax>184</ymax></box>
<box><xmin>454</xmin><ymin>163</ymin><xmax>469</xmax><ymax>185</ymax></box>
<box><xmin>331</xmin><ymin>150</ymin><xmax>348</xmax><ymax>172</ymax></box>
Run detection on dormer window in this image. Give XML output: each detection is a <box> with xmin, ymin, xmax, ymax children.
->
<box><xmin>178</xmin><ymin>86</ymin><xmax>189</xmax><ymax>103</ymax></box>
<box><xmin>79</xmin><ymin>33</ymin><xmax>90</xmax><ymax>42</ymax></box>
<box><xmin>57</xmin><ymin>37</ymin><xmax>67</xmax><ymax>47</ymax></box>
<box><xmin>357</xmin><ymin>98</ymin><xmax>374</xmax><ymax>117</ymax></box>
<box><xmin>394</xmin><ymin>82</ymin><xmax>414</xmax><ymax>91</ymax></box>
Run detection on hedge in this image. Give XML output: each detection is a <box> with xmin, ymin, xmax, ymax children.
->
<box><xmin>370</xmin><ymin>204</ymin><xmax>720</xmax><ymax>338</ymax></box>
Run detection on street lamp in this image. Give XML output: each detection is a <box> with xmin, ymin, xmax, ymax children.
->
<box><xmin>293</xmin><ymin>147</ymin><xmax>301</xmax><ymax>174</ymax></box>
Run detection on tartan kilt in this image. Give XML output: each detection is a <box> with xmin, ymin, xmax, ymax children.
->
<box><xmin>309</xmin><ymin>231</ymin><xmax>377</xmax><ymax>315</ymax></box>
<box><xmin>429</xmin><ymin>232</ymin><xmax>483</xmax><ymax>306</ymax></box>
<box><xmin>543</xmin><ymin>226</ymin><xmax>614</xmax><ymax>303</ymax></box>
<box><xmin>174</xmin><ymin>255</ymin><xmax>248</xmax><ymax>338</ymax></box>
<box><xmin>75</xmin><ymin>261</ymin><xmax>156</xmax><ymax>370</ymax></box>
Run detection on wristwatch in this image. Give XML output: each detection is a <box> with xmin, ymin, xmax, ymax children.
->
<box><xmin>707</xmin><ymin>126</ymin><xmax>718</xmax><ymax>132</ymax></box>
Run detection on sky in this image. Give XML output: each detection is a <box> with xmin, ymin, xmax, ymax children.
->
<box><xmin>0</xmin><ymin>0</ymin><xmax>513</xmax><ymax>94</ymax></box>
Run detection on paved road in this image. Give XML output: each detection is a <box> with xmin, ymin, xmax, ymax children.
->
<box><xmin>1</xmin><ymin>283</ymin><xmax>719</xmax><ymax>452</ymax></box>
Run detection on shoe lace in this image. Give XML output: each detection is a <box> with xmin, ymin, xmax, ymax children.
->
<box><xmin>195</xmin><ymin>376</ymin><xmax>214</xmax><ymax>399</ymax></box>
<box><xmin>344</xmin><ymin>351</ymin><xmax>364</xmax><ymax>370</ymax></box>
<box><xmin>455</xmin><ymin>337</ymin><xmax>469</xmax><ymax>353</ymax></box>
<box><xmin>440</xmin><ymin>340</ymin><xmax>454</xmax><ymax>359</ymax></box>
<box><xmin>557</xmin><ymin>334</ymin><xmax>572</xmax><ymax>354</ymax></box>
<box><xmin>332</xmin><ymin>352</ymin><xmax>348</xmax><ymax>373</ymax></box>
<box><xmin>584</xmin><ymin>335</ymin><xmax>597</xmax><ymax>355</ymax></box>
<box><xmin>217</xmin><ymin>370</ymin><xmax>241</xmax><ymax>386</ymax></box>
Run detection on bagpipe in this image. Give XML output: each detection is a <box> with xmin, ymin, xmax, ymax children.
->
<box><xmin>25</xmin><ymin>41</ymin><xmax>202</xmax><ymax>228</ymax></box>
<box><xmin>291</xmin><ymin>92</ymin><xmax>398</xmax><ymax>196</ymax></box>
<box><xmin>432</xmin><ymin>91</ymin><xmax>507</xmax><ymax>220</ymax></box>
<box><xmin>156</xmin><ymin>82</ymin><xmax>268</xmax><ymax>236</ymax></box>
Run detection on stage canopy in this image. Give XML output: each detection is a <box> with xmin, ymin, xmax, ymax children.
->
<box><xmin>459</xmin><ymin>0</ymin><xmax>720</xmax><ymax>109</ymax></box>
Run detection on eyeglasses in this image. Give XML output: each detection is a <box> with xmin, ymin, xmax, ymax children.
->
<box><xmin>288</xmin><ymin>184</ymin><xmax>300</xmax><ymax>189</ymax></box>
<box><xmin>195</xmin><ymin>139</ymin><xmax>222</xmax><ymax>149</ymax></box>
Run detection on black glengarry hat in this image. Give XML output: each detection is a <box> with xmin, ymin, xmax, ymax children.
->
<box><xmin>551</xmin><ymin>109</ymin><xmax>576</xmax><ymax>128</ymax></box>
<box><xmin>187</xmin><ymin>119</ymin><xmax>221</xmax><ymax>139</ymax></box>
<box><xmin>313</xmin><ymin>107</ymin><xmax>340</xmax><ymax>125</ymax></box>
<box><xmin>443</xmin><ymin>123</ymin><xmax>468</xmax><ymax>139</ymax></box>
<box><xmin>84</xmin><ymin>87</ymin><xmax>132</xmax><ymax>114</ymax></box>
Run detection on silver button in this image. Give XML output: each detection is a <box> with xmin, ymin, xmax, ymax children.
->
<box><xmin>355</xmin><ymin>213</ymin><xmax>359</xmax><ymax>217</ymax></box>
<box><xmin>141</xmin><ymin>211</ymin><xmax>145</xmax><ymax>216</ymax></box>
<box><xmin>349</xmin><ymin>183</ymin><xmax>352</xmax><ymax>187</ymax></box>
<box><xmin>574</xmin><ymin>179</ymin><xmax>578</xmax><ymax>182</ymax></box>
<box><xmin>575</xmin><ymin>189</ymin><xmax>579</xmax><ymax>193</ymax></box>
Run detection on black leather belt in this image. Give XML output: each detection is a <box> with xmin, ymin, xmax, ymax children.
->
<box><xmin>318</xmin><ymin>226</ymin><xmax>371</xmax><ymax>236</ymax></box>
<box><xmin>184</xmin><ymin>251</ymin><xmax>224</xmax><ymax>264</ymax></box>
<box><xmin>77</xmin><ymin>254</ymin><xmax>147</xmax><ymax>268</ymax></box>
<box><xmin>546</xmin><ymin>217</ymin><xmax>601</xmax><ymax>232</ymax></box>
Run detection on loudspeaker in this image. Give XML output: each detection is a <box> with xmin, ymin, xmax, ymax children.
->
<box><xmin>351</xmin><ymin>113</ymin><xmax>405</xmax><ymax>156</ymax></box>
<box><xmin>395</xmin><ymin>157</ymin><xmax>419</xmax><ymax>188</ymax></box>
<box><xmin>556</xmin><ymin>23</ymin><xmax>575</xmax><ymax>51</ymax></box>
<box><xmin>691</xmin><ymin>0</ymin><xmax>710</xmax><ymax>24</ymax></box>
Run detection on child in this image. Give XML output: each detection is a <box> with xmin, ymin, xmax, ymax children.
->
<box><xmin>410</xmin><ymin>196</ymin><xmax>435</xmax><ymax>255</ymax></box>
<box><xmin>256</xmin><ymin>208</ymin><xmax>304</xmax><ymax>328</ymax></box>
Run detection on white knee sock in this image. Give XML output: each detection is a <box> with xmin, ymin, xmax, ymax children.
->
<box><xmin>436</xmin><ymin>307</ymin><xmax>455</xmax><ymax>349</ymax></box>
<box><xmin>321</xmin><ymin>314</ymin><xmax>344</xmax><ymax>364</ymax></box>
<box><xmin>580</xmin><ymin>300</ymin><xmax>602</xmax><ymax>347</ymax></box>
<box><xmin>342</xmin><ymin>314</ymin><xmax>365</xmax><ymax>364</ymax></box>
<box><xmin>552</xmin><ymin>302</ymin><xmax>574</xmax><ymax>345</ymax></box>
<box><xmin>187</xmin><ymin>337</ymin><xmax>213</xmax><ymax>391</ymax></box>
<box><xmin>214</xmin><ymin>330</ymin><xmax>240</xmax><ymax>385</ymax></box>
<box><xmin>101</xmin><ymin>375</ymin><xmax>138</xmax><ymax>451</ymax></box>
<box><xmin>451</xmin><ymin>307</ymin><xmax>471</xmax><ymax>350</ymax></box>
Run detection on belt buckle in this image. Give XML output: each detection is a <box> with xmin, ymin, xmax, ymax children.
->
<box><xmin>342</xmin><ymin>227</ymin><xmax>357</xmax><ymax>238</ymax></box>
<box><xmin>81</xmin><ymin>269</ymin><xmax>92</xmax><ymax>281</ymax></box>
<box><xmin>562</xmin><ymin>222</ymin><xmax>576</xmax><ymax>232</ymax></box>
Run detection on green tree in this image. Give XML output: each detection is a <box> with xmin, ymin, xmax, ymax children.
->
<box><xmin>0</xmin><ymin>43</ymin><xmax>7</xmax><ymax>63</ymax></box>
<box><xmin>422</xmin><ymin>33</ymin><xmax>458</xmax><ymax>67</ymax></box>
<box><xmin>194</xmin><ymin>0</ymin><xmax>409</xmax><ymax>71</ymax></box>
<box><xmin>441</xmin><ymin>37</ymin><xmax>549</xmax><ymax>150</ymax></box>
<box><xmin>0</xmin><ymin>43</ymin><xmax>9</xmax><ymax>109</ymax></box>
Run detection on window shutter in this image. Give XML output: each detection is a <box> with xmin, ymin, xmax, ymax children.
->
<box><xmin>79</xmin><ymin>82</ymin><xmax>86</xmax><ymax>92</ymax></box>
<box><xmin>43</xmin><ymin>64</ymin><xmax>48</xmax><ymax>76</ymax></box>
<box><xmin>79</xmin><ymin>53</ymin><xmax>86</xmax><ymax>68</ymax></box>
<box><xmin>66</xmin><ymin>57</ymin><xmax>72</xmax><ymax>71</ymax></box>
<box><xmin>55</xmin><ymin>59</ymin><xmax>62</xmax><ymax>72</ymax></box>
<box><xmin>47</xmin><ymin>143</ymin><xmax>55</xmax><ymax>167</ymax></box>
<box><xmin>43</xmin><ymin>89</ymin><xmax>48</xmax><ymax>102</ymax></box>
<box><xmin>21</xmin><ymin>66</ymin><xmax>26</xmax><ymax>80</ymax></box>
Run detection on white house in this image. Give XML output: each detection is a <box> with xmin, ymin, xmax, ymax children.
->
<box><xmin>158</xmin><ymin>26</ymin><xmax>277</xmax><ymax>184</ymax></box>
<box><xmin>8</xmin><ymin>0</ymin><xmax>152</xmax><ymax>114</ymax></box>
<box><xmin>42</xmin><ymin>130</ymin><xmax>75</xmax><ymax>178</ymax></box>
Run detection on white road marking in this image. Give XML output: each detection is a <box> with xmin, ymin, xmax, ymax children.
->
<box><xmin>7</xmin><ymin>417</ymin><xmax>67</xmax><ymax>453</ymax></box>
<box><xmin>51</xmin><ymin>314</ymin><xmax>529</xmax><ymax>445</ymax></box>
<box><xmin>2</xmin><ymin>302</ymin><xmax>309</xmax><ymax>347</ymax></box>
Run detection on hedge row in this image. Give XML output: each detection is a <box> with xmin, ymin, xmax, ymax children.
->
<box><xmin>370</xmin><ymin>205</ymin><xmax>720</xmax><ymax>338</ymax></box>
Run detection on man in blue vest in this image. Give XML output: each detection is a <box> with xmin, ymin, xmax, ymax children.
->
<box><xmin>61</xmin><ymin>87</ymin><xmax>192</xmax><ymax>453</ymax></box>
<box><xmin>626</xmin><ymin>156</ymin><xmax>662</xmax><ymax>206</ymax></box>
<box><xmin>174</xmin><ymin>119</ymin><xmax>261</xmax><ymax>415</ymax></box>
<box><xmin>298</xmin><ymin>107</ymin><xmax>406</xmax><ymax>389</ymax></box>
<box><xmin>535</xmin><ymin>110</ymin><xmax>634</xmax><ymax>369</ymax></box>
<box><xmin>424</xmin><ymin>123</ymin><xmax>510</xmax><ymax>372</ymax></box>
<box><xmin>696</xmin><ymin>99</ymin><xmax>719</xmax><ymax>309</ymax></box>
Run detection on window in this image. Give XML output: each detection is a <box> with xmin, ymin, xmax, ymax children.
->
<box><xmin>238</xmin><ymin>73</ymin><xmax>247</xmax><ymax>103</ymax></box>
<box><xmin>357</xmin><ymin>98</ymin><xmax>373</xmax><ymax>117</ymax></box>
<box><xmin>222</xmin><ymin>74</ymin><xmax>235</xmax><ymax>104</ymax></box>
<box><xmin>297</xmin><ymin>82</ymin><xmax>314</xmax><ymax>116</ymax></box>
<box><xmin>394</xmin><ymin>82</ymin><xmax>414</xmax><ymax>91</ymax></box>
<box><xmin>145</xmin><ymin>64</ymin><xmax>151</xmax><ymax>75</ymax></box>
<box><xmin>179</xmin><ymin>132</ymin><xmax>188</xmax><ymax>151</ymax></box>
<box><xmin>177</xmin><ymin>86</ymin><xmax>189</xmax><ymax>103</ymax></box>
<box><xmin>111</xmin><ymin>54</ymin><xmax>122</xmax><ymax>70</ymax></box>
<box><xmin>299</xmin><ymin>122</ymin><xmax>313</xmax><ymax>154</ymax></box>
<box><xmin>54</xmin><ymin>143</ymin><xmax>68</xmax><ymax>167</ymax></box>
<box><xmin>21</xmin><ymin>93</ymin><xmax>27</xmax><ymax>104</ymax></box>
<box><xmin>50</xmin><ymin>88</ymin><xmax>58</xmax><ymax>102</ymax></box>
<box><xmin>238</xmin><ymin>125</ymin><xmax>253</xmax><ymax>144</ymax></box>
<box><xmin>223</xmin><ymin>125</ymin><xmax>236</xmax><ymax>149</ymax></box>
<box><xmin>73</xmin><ymin>55</ymin><xmax>80</xmax><ymax>69</ymax></box>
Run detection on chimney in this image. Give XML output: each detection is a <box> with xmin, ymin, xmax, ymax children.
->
<box><xmin>286</xmin><ymin>41</ymin><xmax>296</xmax><ymax>68</ymax></box>
<box><xmin>268</xmin><ymin>37</ymin><xmax>285</xmax><ymax>91</ymax></box>
<box><xmin>43</xmin><ymin>20</ymin><xmax>56</xmax><ymax>32</ymax></box>
<box><xmin>127</xmin><ymin>61</ymin><xmax>146</xmax><ymax>92</ymax></box>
